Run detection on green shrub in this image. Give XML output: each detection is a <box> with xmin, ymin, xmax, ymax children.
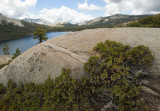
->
<box><xmin>125</xmin><ymin>45</ymin><xmax>154</xmax><ymax>66</ymax></box>
<box><xmin>12</xmin><ymin>48</ymin><xmax>21</xmax><ymax>59</ymax></box>
<box><xmin>7</xmin><ymin>79</ymin><xmax>17</xmax><ymax>91</ymax></box>
<box><xmin>0</xmin><ymin>83</ymin><xmax>5</xmax><ymax>94</ymax></box>
<box><xmin>84</xmin><ymin>40</ymin><xmax>153</xmax><ymax>111</ymax></box>
<box><xmin>0</xmin><ymin>69</ymin><xmax>93</xmax><ymax>111</ymax></box>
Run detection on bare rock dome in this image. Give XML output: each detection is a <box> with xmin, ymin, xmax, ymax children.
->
<box><xmin>0</xmin><ymin>28</ymin><xmax>160</xmax><ymax>86</ymax></box>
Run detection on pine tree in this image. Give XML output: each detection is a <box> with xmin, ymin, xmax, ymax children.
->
<box><xmin>33</xmin><ymin>27</ymin><xmax>48</xmax><ymax>43</ymax></box>
<box><xmin>3</xmin><ymin>43</ymin><xmax>9</xmax><ymax>55</ymax></box>
<box><xmin>12</xmin><ymin>48</ymin><xmax>21</xmax><ymax>59</ymax></box>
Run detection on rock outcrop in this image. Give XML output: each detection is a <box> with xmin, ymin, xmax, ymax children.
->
<box><xmin>0</xmin><ymin>55</ymin><xmax>12</xmax><ymax>65</ymax></box>
<box><xmin>0</xmin><ymin>28</ymin><xmax>160</xmax><ymax>86</ymax></box>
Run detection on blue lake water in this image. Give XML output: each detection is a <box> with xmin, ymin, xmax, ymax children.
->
<box><xmin>0</xmin><ymin>32</ymin><xmax>69</xmax><ymax>55</ymax></box>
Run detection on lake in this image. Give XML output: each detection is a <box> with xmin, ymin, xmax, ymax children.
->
<box><xmin>0</xmin><ymin>32</ymin><xmax>69</xmax><ymax>55</ymax></box>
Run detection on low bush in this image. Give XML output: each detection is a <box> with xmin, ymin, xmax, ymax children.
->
<box><xmin>84</xmin><ymin>40</ymin><xmax>153</xmax><ymax>110</ymax></box>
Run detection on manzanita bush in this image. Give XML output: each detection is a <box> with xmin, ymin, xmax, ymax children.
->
<box><xmin>84</xmin><ymin>40</ymin><xmax>154</xmax><ymax>110</ymax></box>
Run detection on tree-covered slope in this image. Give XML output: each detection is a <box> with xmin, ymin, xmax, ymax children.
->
<box><xmin>126</xmin><ymin>14</ymin><xmax>160</xmax><ymax>27</ymax></box>
<box><xmin>0</xmin><ymin>20</ymin><xmax>50</xmax><ymax>41</ymax></box>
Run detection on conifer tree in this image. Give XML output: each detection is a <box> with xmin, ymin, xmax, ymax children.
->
<box><xmin>33</xmin><ymin>27</ymin><xmax>48</xmax><ymax>43</ymax></box>
<box><xmin>3</xmin><ymin>43</ymin><xmax>9</xmax><ymax>55</ymax></box>
<box><xmin>12</xmin><ymin>48</ymin><xmax>21</xmax><ymax>59</ymax></box>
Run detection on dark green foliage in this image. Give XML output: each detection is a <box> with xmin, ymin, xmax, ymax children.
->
<box><xmin>3</xmin><ymin>43</ymin><xmax>10</xmax><ymax>55</ymax></box>
<box><xmin>125</xmin><ymin>45</ymin><xmax>154</xmax><ymax>66</ymax></box>
<box><xmin>111</xmin><ymin>79</ymin><xmax>141</xmax><ymax>110</ymax></box>
<box><xmin>0</xmin><ymin>69</ymin><xmax>93</xmax><ymax>111</ymax></box>
<box><xmin>84</xmin><ymin>40</ymin><xmax>153</xmax><ymax>111</ymax></box>
<box><xmin>42</xmin><ymin>68</ymin><xmax>92</xmax><ymax>111</ymax></box>
<box><xmin>33</xmin><ymin>27</ymin><xmax>48</xmax><ymax>43</ymax></box>
<box><xmin>12</xmin><ymin>48</ymin><xmax>21</xmax><ymax>59</ymax></box>
<box><xmin>7</xmin><ymin>79</ymin><xmax>17</xmax><ymax>91</ymax></box>
<box><xmin>127</xmin><ymin>14</ymin><xmax>160</xmax><ymax>28</ymax></box>
<box><xmin>0</xmin><ymin>83</ymin><xmax>5</xmax><ymax>94</ymax></box>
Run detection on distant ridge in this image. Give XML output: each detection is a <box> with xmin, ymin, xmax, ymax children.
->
<box><xmin>21</xmin><ymin>14</ymin><xmax>151</xmax><ymax>27</ymax></box>
<box><xmin>22</xmin><ymin>18</ymin><xmax>53</xmax><ymax>26</ymax></box>
<box><xmin>54</xmin><ymin>21</ymin><xmax>75</xmax><ymax>27</ymax></box>
<box><xmin>79</xmin><ymin>14</ymin><xmax>150</xmax><ymax>27</ymax></box>
<box><xmin>0</xmin><ymin>13</ymin><xmax>23</xmax><ymax>27</ymax></box>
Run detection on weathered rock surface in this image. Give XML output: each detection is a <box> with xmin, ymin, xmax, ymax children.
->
<box><xmin>0</xmin><ymin>28</ymin><xmax>160</xmax><ymax>86</ymax></box>
<box><xmin>0</xmin><ymin>55</ymin><xmax>12</xmax><ymax>65</ymax></box>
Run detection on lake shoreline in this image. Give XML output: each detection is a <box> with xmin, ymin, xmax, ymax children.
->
<box><xmin>0</xmin><ymin>31</ymin><xmax>71</xmax><ymax>42</ymax></box>
<box><xmin>0</xmin><ymin>32</ymin><xmax>69</xmax><ymax>55</ymax></box>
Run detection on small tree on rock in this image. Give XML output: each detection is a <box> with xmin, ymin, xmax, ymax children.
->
<box><xmin>33</xmin><ymin>27</ymin><xmax>48</xmax><ymax>43</ymax></box>
<box><xmin>3</xmin><ymin>43</ymin><xmax>9</xmax><ymax>55</ymax></box>
<box><xmin>12</xmin><ymin>48</ymin><xmax>21</xmax><ymax>59</ymax></box>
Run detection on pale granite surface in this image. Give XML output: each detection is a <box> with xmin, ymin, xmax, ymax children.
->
<box><xmin>0</xmin><ymin>28</ymin><xmax>159</xmax><ymax>86</ymax></box>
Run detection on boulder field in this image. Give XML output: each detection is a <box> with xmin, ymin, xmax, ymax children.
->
<box><xmin>0</xmin><ymin>28</ymin><xmax>160</xmax><ymax>86</ymax></box>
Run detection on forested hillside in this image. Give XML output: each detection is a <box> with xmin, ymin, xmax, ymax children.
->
<box><xmin>126</xmin><ymin>14</ymin><xmax>160</xmax><ymax>27</ymax></box>
<box><xmin>0</xmin><ymin>19</ymin><xmax>106</xmax><ymax>41</ymax></box>
<box><xmin>0</xmin><ymin>20</ymin><xmax>50</xmax><ymax>41</ymax></box>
